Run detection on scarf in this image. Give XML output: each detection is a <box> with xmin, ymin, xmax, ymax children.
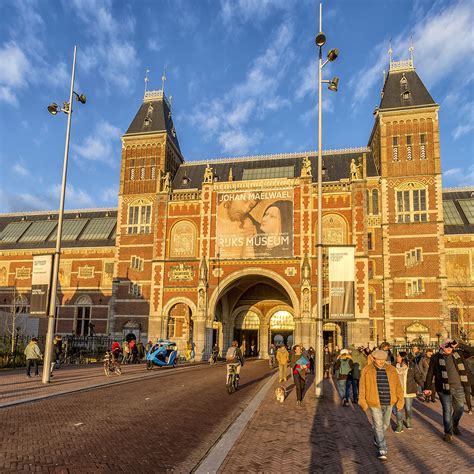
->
<box><xmin>438</xmin><ymin>351</ymin><xmax>469</xmax><ymax>395</ymax></box>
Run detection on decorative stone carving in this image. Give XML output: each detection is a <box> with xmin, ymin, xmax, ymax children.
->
<box><xmin>405</xmin><ymin>321</ymin><xmax>429</xmax><ymax>334</ymax></box>
<box><xmin>169</xmin><ymin>263</ymin><xmax>195</xmax><ymax>281</ymax></box>
<box><xmin>15</xmin><ymin>267</ymin><xmax>31</xmax><ymax>279</ymax></box>
<box><xmin>302</xmin><ymin>288</ymin><xmax>310</xmax><ymax>312</ymax></box>
<box><xmin>322</xmin><ymin>214</ymin><xmax>347</xmax><ymax>245</ymax></box>
<box><xmin>170</xmin><ymin>221</ymin><xmax>196</xmax><ymax>258</ymax></box>
<box><xmin>212</xmin><ymin>267</ymin><xmax>224</xmax><ymax>277</ymax></box>
<box><xmin>0</xmin><ymin>262</ymin><xmax>9</xmax><ymax>285</ymax></box>
<box><xmin>58</xmin><ymin>260</ymin><xmax>72</xmax><ymax>288</ymax></box>
<box><xmin>162</xmin><ymin>172</ymin><xmax>171</xmax><ymax>193</ymax></box>
<box><xmin>284</xmin><ymin>267</ymin><xmax>297</xmax><ymax>277</ymax></box>
<box><xmin>301</xmin><ymin>156</ymin><xmax>312</xmax><ymax>177</ymax></box>
<box><xmin>301</xmin><ymin>253</ymin><xmax>311</xmax><ymax>285</ymax></box>
<box><xmin>203</xmin><ymin>164</ymin><xmax>213</xmax><ymax>183</ymax></box>
<box><xmin>199</xmin><ymin>256</ymin><xmax>208</xmax><ymax>285</ymax></box>
<box><xmin>78</xmin><ymin>266</ymin><xmax>94</xmax><ymax>279</ymax></box>
<box><xmin>198</xmin><ymin>288</ymin><xmax>206</xmax><ymax>310</ymax></box>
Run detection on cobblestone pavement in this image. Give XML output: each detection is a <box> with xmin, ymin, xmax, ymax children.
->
<box><xmin>219</xmin><ymin>375</ymin><xmax>474</xmax><ymax>473</ymax></box>
<box><xmin>0</xmin><ymin>361</ymin><xmax>204</xmax><ymax>407</ymax></box>
<box><xmin>0</xmin><ymin>359</ymin><xmax>274</xmax><ymax>472</ymax></box>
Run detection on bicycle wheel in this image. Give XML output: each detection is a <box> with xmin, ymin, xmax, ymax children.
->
<box><xmin>104</xmin><ymin>363</ymin><xmax>110</xmax><ymax>377</ymax></box>
<box><xmin>226</xmin><ymin>375</ymin><xmax>235</xmax><ymax>394</ymax></box>
<box><xmin>114</xmin><ymin>364</ymin><xmax>122</xmax><ymax>376</ymax></box>
<box><xmin>146</xmin><ymin>360</ymin><xmax>153</xmax><ymax>370</ymax></box>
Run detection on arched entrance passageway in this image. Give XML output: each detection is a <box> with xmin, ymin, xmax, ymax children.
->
<box><xmin>209</xmin><ymin>269</ymin><xmax>299</xmax><ymax>359</ymax></box>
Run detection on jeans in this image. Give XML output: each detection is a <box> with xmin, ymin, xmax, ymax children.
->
<box><xmin>294</xmin><ymin>372</ymin><xmax>306</xmax><ymax>402</ymax></box>
<box><xmin>269</xmin><ymin>355</ymin><xmax>275</xmax><ymax>367</ymax></box>
<box><xmin>279</xmin><ymin>364</ymin><xmax>287</xmax><ymax>381</ymax></box>
<box><xmin>345</xmin><ymin>377</ymin><xmax>359</xmax><ymax>402</ymax></box>
<box><xmin>438</xmin><ymin>388</ymin><xmax>465</xmax><ymax>434</ymax></box>
<box><xmin>26</xmin><ymin>359</ymin><xmax>39</xmax><ymax>376</ymax></box>
<box><xmin>368</xmin><ymin>405</ymin><xmax>393</xmax><ymax>453</ymax></box>
<box><xmin>337</xmin><ymin>379</ymin><xmax>347</xmax><ymax>400</ymax></box>
<box><xmin>395</xmin><ymin>397</ymin><xmax>413</xmax><ymax>422</ymax></box>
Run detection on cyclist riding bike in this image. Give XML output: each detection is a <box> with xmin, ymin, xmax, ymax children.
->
<box><xmin>226</xmin><ymin>340</ymin><xmax>244</xmax><ymax>388</ymax></box>
<box><xmin>111</xmin><ymin>341</ymin><xmax>122</xmax><ymax>363</ymax></box>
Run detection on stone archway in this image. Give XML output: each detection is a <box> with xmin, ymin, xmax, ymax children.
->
<box><xmin>162</xmin><ymin>298</ymin><xmax>196</xmax><ymax>354</ymax></box>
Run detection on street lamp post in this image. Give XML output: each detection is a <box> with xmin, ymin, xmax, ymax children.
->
<box><xmin>315</xmin><ymin>2</ymin><xmax>339</xmax><ymax>398</ymax></box>
<box><xmin>42</xmin><ymin>46</ymin><xmax>86</xmax><ymax>383</ymax></box>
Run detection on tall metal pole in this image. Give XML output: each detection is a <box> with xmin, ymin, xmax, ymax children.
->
<box><xmin>42</xmin><ymin>46</ymin><xmax>77</xmax><ymax>383</ymax></box>
<box><xmin>315</xmin><ymin>2</ymin><xmax>324</xmax><ymax>398</ymax></box>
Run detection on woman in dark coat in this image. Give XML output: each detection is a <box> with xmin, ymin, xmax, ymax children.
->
<box><xmin>290</xmin><ymin>344</ymin><xmax>310</xmax><ymax>406</ymax></box>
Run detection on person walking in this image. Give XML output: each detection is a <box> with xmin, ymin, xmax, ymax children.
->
<box><xmin>419</xmin><ymin>348</ymin><xmax>436</xmax><ymax>402</ymax></box>
<box><xmin>268</xmin><ymin>344</ymin><xmax>276</xmax><ymax>368</ymax></box>
<box><xmin>276</xmin><ymin>344</ymin><xmax>289</xmax><ymax>383</ymax></box>
<box><xmin>346</xmin><ymin>346</ymin><xmax>367</xmax><ymax>404</ymax></box>
<box><xmin>334</xmin><ymin>349</ymin><xmax>354</xmax><ymax>406</ymax></box>
<box><xmin>137</xmin><ymin>341</ymin><xmax>145</xmax><ymax>361</ymax></box>
<box><xmin>122</xmin><ymin>341</ymin><xmax>130</xmax><ymax>364</ymax></box>
<box><xmin>394</xmin><ymin>351</ymin><xmax>423</xmax><ymax>433</ymax></box>
<box><xmin>308</xmin><ymin>346</ymin><xmax>315</xmax><ymax>375</ymax></box>
<box><xmin>379</xmin><ymin>342</ymin><xmax>395</xmax><ymax>364</ymax></box>
<box><xmin>323</xmin><ymin>347</ymin><xmax>332</xmax><ymax>379</ymax></box>
<box><xmin>50</xmin><ymin>335</ymin><xmax>63</xmax><ymax>377</ymax></box>
<box><xmin>25</xmin><ymin>337</ymin><xmax>43</xmax><ymax>378</ymax></box>
<box><xmin>290</xmin><ymin>344</ymin><xmax>310</xmax><ymax>406</ymax></box>
<box><xmin>359</xmin><ymin>349</ymin><xmax>404</xmax><ymax>461</ymax></box>
<box><xmin>424</xmin><ymin>339</ymin><xmax>470</xmax><ymax>442</ymax></box>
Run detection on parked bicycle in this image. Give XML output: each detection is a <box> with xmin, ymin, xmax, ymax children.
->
<box><xmin>103</xmin><ymin>351</ymin><xmax>122</xmax><ymax>376</ymax></box>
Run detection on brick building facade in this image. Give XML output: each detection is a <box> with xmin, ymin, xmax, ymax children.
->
<box><xmin>1</xmin><ymin>57</ymin><xmax>473</xmax><ymax>359</ymax></box>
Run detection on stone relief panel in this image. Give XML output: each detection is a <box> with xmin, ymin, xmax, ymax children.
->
<box><xmin>321</xmin><ymin>214</ymin><xmax>347</xmax><ymax>245</ymax></box>
<box><xmin>170</xmin><ymin>221</ymin><xmax>197</xmax><ymax>258</ymax></box>
<box><xmin>102</xmin><ymin>260</ymin><xmax>115</xmax><ymax>287</ymax></box>
<box><xmin>446</xmin><ymin>252</ymin><xmax>471</xmax><ymax>283</ymax></box>
<box><xmin>58</xmin><ymin>260</ymin><xmax>72</xmax><ymax>288</ymax></box>
<box><xmin>0</xmin><ymin>262</ymin><xmax>10</xmax><ymax>286</ymax></box>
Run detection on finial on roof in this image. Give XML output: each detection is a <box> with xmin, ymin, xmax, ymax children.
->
<box><xmin>144</xmin><ymin>69</ymin><xmax>150</xmax><ymax>95</ymax></box>
<box><xmin>228</xmin><ymin>166</ymin><xmax>233</xmax><ymax>181</ymax></box>
<box><xmin>409</xmin><ymin>36</ymin><xmax>415</xmax><ymax>65</ymax></box>
<box><xmin>388</xmin><ymin>39</ymin><xmax>393</xmax><ymax>64</ymax></box>
<box><xmin>161</xmin><ymin>68</ymin><xmax>167</xmax><ymax>93</ymax></box>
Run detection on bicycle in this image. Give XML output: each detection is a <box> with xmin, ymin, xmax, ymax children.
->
<box><xmin>103</xmin><ymin>352</ymin><xmax>122</xmax><ymax>376</ymax></box>
<box><xmin>209</xmin><ymin>351</ymin><xmax>218</xmax><ymax>365</ymax></box>
<box><xmin>226</xmin><ymin>363</ymin><xmax>239</xmax><ymax>394</ymax></box>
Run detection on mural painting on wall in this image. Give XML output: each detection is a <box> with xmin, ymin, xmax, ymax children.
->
<box><xmin>446</xmin><ymin>253</ymin><xmax>471</xmax><ymax>282</ymax></box>
<box><xmin>170</xmin><ymin>221</ymin><xmax>196</xmax><ymax>258</ymax></box>
<box><xmin>322</xmin><ymin>214</ymin><xmax>347</xmax><ymax>245</ymax></box>
<box><xmin>216</xmin><ymin>189</ymin><xmax>294</xmax><ymax>259</ymax></box>
<box><xmin>58</xmin><ymin>260</ymin><xmax>72</xmax><ymax>288</ymax></box>
<box><xmin>102</xmin><ymin>261</ymin><xmax>114</xmax><ymax>287</ymax></box>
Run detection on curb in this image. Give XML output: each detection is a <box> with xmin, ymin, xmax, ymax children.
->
<box><xmin>194</xmin><ymin>371</ymin><xmax>278</xmax><ymax>473</ymax></box>
<box><xmin>0</xmin><ymin>361</ymin><xmax>210</xmax><ymax>409</ymax></box>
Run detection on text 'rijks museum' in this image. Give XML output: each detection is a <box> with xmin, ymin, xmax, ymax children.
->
<box><xmin>0</xmin><ymin>54</ymin><xmax>473</xmax><ymax>359</ymax></box>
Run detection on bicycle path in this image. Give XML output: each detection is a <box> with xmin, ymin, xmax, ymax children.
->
<box><xmin>0</xmin><ymin>360</ymin><xmax>207</xmax><ymax>408</ymax></box>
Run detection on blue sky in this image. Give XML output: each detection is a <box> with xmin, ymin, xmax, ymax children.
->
<box><xmin>0</xmin><ymin>0</ymin><xmax>472</xmax><ymax>212</ymax></box>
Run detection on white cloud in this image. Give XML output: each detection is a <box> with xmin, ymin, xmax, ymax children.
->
<box><xmin>0</xmin><ymin>42</ymin><xmax>30</xmax><ymax>105</ymax></box>
<box><xmin>220</xmin><ymin>0</ymin><xmax>291</xmax><ymax>26</ymax></box>
<box><xmin>147</xmin><ymin>39</ymin><xmax>162</xmax><ymax>52</ymax></box>
<box><xmin>12</xmin><ymin>161</ymin><xmax>30</xmax><ymax>178</ymax></box>
<box><xmin>72</xmin><ymin>121</ymin><xmax>121</xmax><ymax>166</ymax></box>
<box><xmin>69</xmin><ymin>0</ymin><xmax>139</xmax><ymax>92</ymax></box>
<box><xmin>51</xmin><ymin>184</ymin><xmax>94</xmax><ymax>208</ymax></box>
<box><xmin>101</xmin><ymin>187</ymin><xmax>118</xmax><ymax>203</ymax></box>
<box><xmin>442</xmin><ymin>165</ymin><xmax>474</xmax><ymax>187</ymax></box>
<box><xmin>443</xmin><ymin>168</ymin><xmax>462</xmax><ymax>177</ymax></box>
<box><xmin>187</xmin><ymin>21</ymin><xmax>294</xmax><ymax>156</ymax></box>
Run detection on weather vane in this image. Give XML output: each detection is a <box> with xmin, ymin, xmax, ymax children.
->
<box><xmin>409</xmin><ymin>36</ymin><xmax>415</xmax><ymax>64</ymax></box>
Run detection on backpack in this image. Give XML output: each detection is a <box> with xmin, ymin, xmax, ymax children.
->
<box><xmin>338</xmin><ymin>358</ymin><xmax>352</xmax><ymax>376</ymax></box>
<box><xmin>226</xmin><ymin>346</ymin><xmax>238</xmax><ymax>362</ymax></box>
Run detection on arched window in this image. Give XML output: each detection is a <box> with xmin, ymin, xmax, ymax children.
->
<box><xmin>270</xmin><ymin>310</ymin><xmax>295</xmax><ymax>331</ymax></box>
<box><xmin>127</xmin><ymin>199</ymin><xmax>152</xmax><ymax>234</ymax></box>
<box><xmin>322</xmin><ymin>214</ymin><xmax>347</xmax><ymax>245</ymax></box>
<box><xmin>368</xmin><ymin>287</ymin><xmax>376</xmax><ymax>310</ymax></box>
<box><xmin>372</xmin><ymin>189</ymin><xmax>379</xmax><ymax>215</ymax></box>
<box><xmin>366</xmin><ymin>189</ymin><xmax>371</xmax><ymax>214</ymax></box>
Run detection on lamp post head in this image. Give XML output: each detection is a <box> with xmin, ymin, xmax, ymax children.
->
<box><xmin>328</xmin><ymin>77</ymin><xmax>339</xmax><ymax>92</ymax></box>
<box><xmin>47</xmin><ymin>103</ymin><xmax>59</xmax><ymax>115</ymax></box>
<box><xmin>315</xmin><ymin>32</ymin><xmax>326</xmax><ymax>48</ymax></box>
<box><xmin>76</xmin><ymin>94</ymin><xmax>87</xmax><ymax>104</ymax></box>
<box><xmin>327</xmin><ymin>48</ymin><xmax>339</xmax><ymax>62</ymax></box>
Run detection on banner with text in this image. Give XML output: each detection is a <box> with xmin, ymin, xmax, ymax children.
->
<box><xmin>30</xmin><ymin>255</ymin><xmax>53</xmax><ymax>316</ymax></box>
<box><xmin>329</xmin><ymin>247</ymin><xmax>355</xmax><ymax>320</ymax></box>
<box><xmin>216</xmin><ymin>189</ymin><xmax>294</xmax><ymax>259</ymax></box>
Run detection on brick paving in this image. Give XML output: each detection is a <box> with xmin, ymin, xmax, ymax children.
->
<box><xmin>0</xmin><ymin>360</ymin><xmax>274</xmax><ymax>472</ymax></box>
<box><xmin>219</xmin><ymin>375</ymin><xmax>474</xmax><ymax>473</ymax></box>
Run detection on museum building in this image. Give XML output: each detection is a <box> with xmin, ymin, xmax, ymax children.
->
<box><xmin>0</xmin><ymin>55</ymin><xmax>473</xmax><ymax>359</ymax></box>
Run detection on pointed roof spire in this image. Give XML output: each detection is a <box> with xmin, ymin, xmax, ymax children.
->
<box><xmin>161</xmin><ymin>68</ymin><xmax>167</xmax><ymax>93</ymax></box>
<box><xmin>388</xmin><ymin>38</ymin><xmax>393</xmax><ymax>64</ymax></box>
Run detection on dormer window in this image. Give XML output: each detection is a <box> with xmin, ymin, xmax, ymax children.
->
<box><xmin>144</xmin><ymin>117</ymin><xmax>152</xmax><ymax>127</ymax></box>
<box><xmin>402</xmin><ymin>90</ymin><xmax>411</xmax><ymax>100</ymax></box>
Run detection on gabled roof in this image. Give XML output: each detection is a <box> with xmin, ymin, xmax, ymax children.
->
<box><xmin>172</xmin><ymin>148</ymin><xmax>378</xmax><ymax>190</ymax></box>
<box><xmin>379</xmin><ymin>69</ymin><xmax>436</xmax><ymax>111</ymax></box>
<box><xmin>124</xmin><ymin>90</ymin><xmax>181</xmax><ymax>152</ymax></box>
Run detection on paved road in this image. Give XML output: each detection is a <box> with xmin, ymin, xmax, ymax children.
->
<box><xmin>0</xmin><ymin>360</ymin><xmax>274</xmax><ymax>473</ymax></box>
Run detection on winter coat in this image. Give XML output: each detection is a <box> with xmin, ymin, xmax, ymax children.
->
<box><xmin>24</xmin><ymin>341</ymin><xmax>42</xmax><ymax>360</ymax></box>
<box><xmin>290</xmin><ymin>353</ymin><xmax>310</xmax><ymax>380</ymax></box>
<box><xmin>276</xmin><ymin>347</ymin><xmax>289</xmax><ymax>365</ymax></box>
<box><xmin>323</xmin><ymin>351</ymin><xmax>332</xmax><ymax>369</ymax></box>
<box><xmin>424</xmin><ymin>351</ymin><xmax>470</xmax><ymax>393</ymax></box>
<box><xmin>396</xmin><ymin>361</ymin><xmax>423</xmax><ymax>397</ymax></box>
<box><xmin>359</xmin><ymin>362</ymin><xmax>404</xmax><ymax>411</ymax></box>
<box><xmin>349</xmin><ymin>348</ymin><xmax>367</xmax><ymax>380</ymax></box>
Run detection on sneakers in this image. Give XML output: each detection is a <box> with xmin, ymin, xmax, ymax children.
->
<box><xmin>395</xmin><ymin>421</ymin><xmax>404</xmax><ymax>434</ymax></box>
<box><xmin>296</xmin><ymin>401</ymin><xmax>301</xmax><ymax>407</ymax></box>
<box><xmin>467</xmin><ymin>410</ymin><xmax>473</xmax><ymax>416</ymax></box>
<box><xmin>453</xmin><ymin>426</ymin><xmax>462</xmax><ymax>436</ymax></box>
<box><xmin>342</xmin><ymin>399</ymin><xmax>349</xmax><ymax>407</ymax></box>
<box><xmin>378</xmin><ymin>451</ymin><xmax>387</xmax><ymax>461</ymax></box>
<box><xmin>443</xmin><ymin>434</ymin><xmax>453</xmax><ymax>443</ymax></box>
<box><xmin>405</xmin><ymin>418</ymin><xmax>413</xmax><ymax>430</ymax></box>
<box><xmin>26</xmin><ymin>375</ymin><xmax>32</xmax><ymax>378</ymax></box>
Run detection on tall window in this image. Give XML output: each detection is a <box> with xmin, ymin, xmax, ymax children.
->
<box><xmin>372</xmin><ymin>189</ymin><xmax>379</xmax><ymax>215</ymax></box>
<box><xmin>406</xmin><ymin>279</ymin><xmax>424</xmax><ymax>296</ymax></box>
<box><xmin>139</xmin><ymin>159</ymin><xmax>145</xmax><ymax>180</ymax></box>
<box><xmin>368</xmin><ymin>261</ymin><xmax>374</xmax><ymax>280</ymax></box>
<box><xmin>151</xmin><ymin>158</ymin><xmax>156</xmax><ymax>180</ymax></box>
<box><xmin>367</xmin><ymin>232</ymin><xmax>373</xmax><ymax>250</ymax></box>
<box><xmin>127</xmin><ymin>200</ymin><xmax>152</xmax><ymax>234</ymax></box>
<box><xmin>392</xmin><ymin>136</ymin><xmax>399</xmax><ymax>161</ymax></box>
<box><xmin>450</xmin><ymin>308</ymin><xmax>459</xmax><ymax>338</ymax></box>
<box><xmin>420</xmin><ymin>134</ymin><xmax>426</xmax><ymax>160</ymax></box>
<box><xmin>129</xmin><ymin>159</ymin><xmax>135</xmax><ymax>181</ymax></box>
<box><xmin>396</xmin><ymin>188</ymin><xmax>427</xmax><ymax>223</ymax></box>
<box><xmin>406</xmin><ymin>135</ymin><xmax>412</xmax><ymax>160</ymax></box>
<box><xmin>368</xmin><ymin>290</ymin><xmax>375</xmax><ymax>310</ymax></box>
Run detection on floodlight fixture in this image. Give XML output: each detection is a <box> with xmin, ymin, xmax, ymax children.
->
<box><xmin>315</xmin><ymin>32</ymin><xmax>326</xmax><ymax>48</ymax></box>
<box><xmin>327</xmin><ymin>48</ymin><xmax>339</xmax><ymax>62</ymax></box>
<box><xmin>328</xmin><ymin>77</ymin><xmax>339</xmax><ymax>92</ymax></box>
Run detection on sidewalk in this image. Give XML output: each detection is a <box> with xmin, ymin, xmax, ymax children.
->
<box><xmin>0</xmin><ymin>361</ymin><xmax>206</xmax><ymax>407</ymax></box>
<box><xmin>219</xmin><ymin>375</ymin><xmax>474</xmax><ymax>473</ymax></box>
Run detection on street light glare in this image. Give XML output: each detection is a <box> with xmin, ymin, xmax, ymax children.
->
<box><xmin>327</xmin><ymin>48</ymin><xmax>339</xmax><ymax>62</ymax></box>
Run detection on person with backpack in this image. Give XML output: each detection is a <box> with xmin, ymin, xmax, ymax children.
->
<box><xmin>111</xmin><ymin>341</ymin><xmax>121</xmax><ymax>362</ymax></box>
<box><xmin>334</xmin><ymin>349</ymin><xmax>354</xmax><ymax>406</ymax></box>
<box><xmin>226</xmin><ymin>340</ymin><xmax>244</xmax><ymax>383</ymax></box>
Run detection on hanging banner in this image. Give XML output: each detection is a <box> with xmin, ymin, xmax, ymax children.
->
<box><xmin>216</xmin><ymin>189</ymin><xmax>294</xmax><ymax>259</ymax></box>
<box><xmin>30</xmin><ymin>255</ymin><xmax>53</xmax><ymax>316</ymax></box>
<box><xmin>328</xmin><ymin>247</ymin><xmax>355</xmax><ymax>320</ymax></box>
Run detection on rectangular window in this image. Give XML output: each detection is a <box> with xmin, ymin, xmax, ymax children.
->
<box><xmin>76</xmin><ymin>306</ymin><xmax>91</xmax><ymax>336</ymax></box>
<box><xmin>127</xmin><ymin>204</ymin><xmax>151</xmax><ymax>234</ymax></box>
<box><xmin>129</xmin><ymin>282</ymin><xmax>142</xmax><ymax>296</ymax></box>
<box><xmin>369</xmin><ymin>292</ymin><xmax>375</xmax><ymax>310</ymax></box>
<box><xmin>151</xmin><ymin>158</ymin><xmax>156</xmax><ymax>180</ymax></box>
<box><xmin>406</xmin><ymin>279</ymin><xmax>424</xmax><ymax>296</ymax></box>
<box><xmin>405</xmin><ymin>247</ymin><xmax>423</xmax><ymax>267</ymax></box>
<box><xmin>368</xmin><ymin>232</ymin><xmax>373</xmax><ymax>250</ymax></box>
<box><xmin>392</xmin><ymin>137</ymin><xmax>399</xmax><ymax>162</ymax></box>
<box><xmin>131</xmin><ymin>256</ymin><xmax>144</xmax><ymax>271</ymax></box>
<box><xmin>420</xmin><ymin>134</ymin><xmax>426</xmax><ymax>160</ymax></box>
<box><xmin>369</xmin><ymin>319</ymin><xmax>375</xmax><ymax>341</ymax></box>
<box><xmin>407</xmin><ymin>136</ymin><xmax>412</xmax><ymax>160</ymax></box>
<box><xmin>368</xmin><ymin>261</ymin><xmax>374</xmax><ymax>280</ymax></box>
<box><xmin>397</xmin><ymin>189</ymin><xmax>427</xmax><ymax>223</ymax></box>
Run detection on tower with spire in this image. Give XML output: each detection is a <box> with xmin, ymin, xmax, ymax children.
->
<box><xmin>368</xmin><ymin>43</ymin><xmax>448</xmax><ymax>342</ymax></box>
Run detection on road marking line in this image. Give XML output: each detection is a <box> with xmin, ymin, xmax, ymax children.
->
<box><xmin>74</xmin><ymin>422</ymin><xmax>84</xmax><ymax>427</ymax></box>
<box><xmin>194</xmin><ymin>371</ymin><xmax>278</xmax><ymax>474</ymax></box>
